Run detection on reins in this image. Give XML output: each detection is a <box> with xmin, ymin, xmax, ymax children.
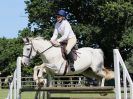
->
<box><xmin>39</xmin><ymin>45</ymin><xmax>53</xmax><ymax>55</ymax></box>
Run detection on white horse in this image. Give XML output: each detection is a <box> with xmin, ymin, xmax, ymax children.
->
<box><xmin>21</xmin><ymin>37</ymin><xmax>114</xmax><ymax>87</ymax></box>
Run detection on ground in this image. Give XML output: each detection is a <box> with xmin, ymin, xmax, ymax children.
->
<box><xmin>0</xmin><ymin>88</ymin><xmax>129</xmax><ymax>99</ymax></box>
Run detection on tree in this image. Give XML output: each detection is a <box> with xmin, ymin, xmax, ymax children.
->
<box><xmin>0</xmin><ymin>38</ymin><xmax>22</xmax><ymax>76</ymax></box>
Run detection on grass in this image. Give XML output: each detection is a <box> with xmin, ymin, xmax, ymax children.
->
<box><xmin>0</xmin><ymin>88</ymin><xmax>129</xmax><ymax>99</ymax></box>
<box><xmin>0</xmin><ymin>88</ymin><xmax>36</xmax><ymax>99</ymax></box>
<box><xmin>0</xmin><ymin>88</ymin><xmax>115</xmax><ymax>99</ymax></box>
<box><xmin>0</xmin><ymin>88</ymin><xmax>9</xmax><ymax>99</ymax></box>
<box><xmin>21</xmin><ymin>92</ymin><xmax>116</xmax><ymax>99</ymax></box>
<box><xmin>51</xmin><ymin>93</ymin><xmax>115</xmax><ymax>99</ymax></box>
<box><xmin>21</xmin><ymin>91</ymin><xmax>36</xmax><ymax>99</ymax></box>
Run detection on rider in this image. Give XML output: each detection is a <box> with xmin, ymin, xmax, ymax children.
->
<box><xmin>50</xmin><ymin>9</ymin><xmax>77</xmax><ymax>71</ymax></box>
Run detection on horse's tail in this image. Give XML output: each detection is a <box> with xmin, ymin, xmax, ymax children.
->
<box><xmin>93</xmin><ymin>49</ymin><xmax>114</xmax><ymax>80</ymax></box>
<box><xmin>102</xmin><ymin>68</ymin><xmax>114</xmax><ymax>80</ymax></box>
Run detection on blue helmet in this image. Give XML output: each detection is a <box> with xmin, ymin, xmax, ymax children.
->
<box><xmin>57</xmin><ymin>10</ymin><xmax>67</xmax><ymax>17</ymax></box>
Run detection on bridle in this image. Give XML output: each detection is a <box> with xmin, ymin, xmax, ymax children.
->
<box><xmin>22</xmin><ymin>43</ymin><xmax>33</xmax><ymax>58</ymax></box>
<box><xmin>23</xmin><ymin>41</ymin><xmax>53</xmax><ymax>59</ymax></box>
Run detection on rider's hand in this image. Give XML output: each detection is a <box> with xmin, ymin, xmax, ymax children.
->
<box><xmin>50</xmin><ymin>40</ymin><xmax>60</xmax><ymax>47</ymax></box>
<box><xmin>54</xmin><ymin>40</ymin><xmax>60</xmax><ymax>46</ymax></box>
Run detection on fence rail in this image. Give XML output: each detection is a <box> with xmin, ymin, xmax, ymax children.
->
<box><xmin>20</xmin><ymin>86</ymin><xmax>114</xmax><ymax>92</ymax></box>
<box><xmin>114</xmin><ymin>49</ymin><xmax>133</xmax><ymax>99</ymax></box>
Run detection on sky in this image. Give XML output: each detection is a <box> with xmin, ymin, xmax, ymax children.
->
<box><xmin>0</xmin><ymin>0</ymin><xmax>28</xmax><ymax>38</ymax></box>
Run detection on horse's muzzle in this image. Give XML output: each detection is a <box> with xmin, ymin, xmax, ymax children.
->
<box><xmin>21</xmin><ymin>58</ymin><xmax>29</xmax><ymax>66</ymax></box>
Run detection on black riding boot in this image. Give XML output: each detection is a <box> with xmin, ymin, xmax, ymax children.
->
<box><xmin>69</xmin><ymin>60</ymin><xmax>75</xmax><ymax>71</ymax></box>
<box><xmin>67</xmin><ymin>52</ymin><xmax>75</xmax><ymax>72</ymax></box>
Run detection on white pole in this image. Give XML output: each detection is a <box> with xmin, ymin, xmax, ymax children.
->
<box><xmin>114</xmin><ymin>49</ymin><xmax>121</xmax><ymax>99</ymax></box>
<box><xmin>14</xmin><ymin>70</ymin><xmax>17</xmax><ymax>99</ymax></box>
<box><xmin>17</xmin><ymin>57</ymin><xmax>21</xmax><ymax>99</ymax></box>
<box><xmin>123</xmin><ymin>69</ymin><xmax>127</xmax><ymax>99</ymax></box>
<box><xmin>130</xmin><ymin>83</ymin><xmax>133</xmax><ymax>99</ymax></box>
<box><xmin>9</xmin><ymin>82</ymin><xmax>13</xmax><ymax>99</ymax></box>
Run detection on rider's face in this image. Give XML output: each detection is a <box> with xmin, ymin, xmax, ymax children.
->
<box><xmin>56</xmin><ymin>15</ymin><xmax>64</xmax><ymax>23</ymax></box>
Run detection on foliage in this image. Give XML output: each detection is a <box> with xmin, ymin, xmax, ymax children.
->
<box><xmin>72</xmin><ymin>24</ymin><xmax>101</xmax><ymax>48</ymax></box>
<box><xmin>18</xmin><ymin>28</ymin><xmax>33</xmax><ymax>37</ymax></box>
<box><xmin>0</xmin><ymin>38</ymin><xmax>22</xmax><ymax>76</ymax></box>
<box><xmin>125</xmin><ymin>50</ymin><xmax>133</xmax><ymax>73</ymax></box>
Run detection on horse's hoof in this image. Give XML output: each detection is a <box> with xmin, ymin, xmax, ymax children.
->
<box><xmin>38</xmin><ymin>82</ymin><xmax>44</xmax><ymax>87</ymax></box>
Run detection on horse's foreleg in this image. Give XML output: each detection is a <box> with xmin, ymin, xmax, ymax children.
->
<box><xmin>37</xmin><ymin>63</ymin><xmax>46</xmax><ymax>78</ymax></box>
<box><xmin>34</xmin><ymin>63</ymin><xmax>48</xmax><ymax>87</ymax></box>
<box><xmin>33</xmin><ymin>64</ymin><xmax>46</xmax><ymax>85</ymax></box>
<box><xmin>38</xmin><ymin>64</ymin><xmax>47</xmax><ymax>87</ymax></box>
<box><xmin>37</xmin><ymin>63</ymin><xmax>57</xmax><ymax>87</ymax></box>
<box><xmin>33</xmin><ymin>65</ymin><xmax>41</xmax><ymax>81</ymax></box>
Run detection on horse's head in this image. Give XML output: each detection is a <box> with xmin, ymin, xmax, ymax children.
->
<box><xmin>21</xmin><ymin>37</ymin><xmax>37</xmax><ymax>66</ymax></box>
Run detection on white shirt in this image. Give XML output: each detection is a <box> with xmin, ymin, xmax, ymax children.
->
<box><xmin>51</xmin><ymin>20</ymin><xmax>76</xmax><ymax>42</ymax></box>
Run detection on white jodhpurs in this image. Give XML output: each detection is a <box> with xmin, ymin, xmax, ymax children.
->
<box><xmin>66</xmin><ymin>36</ymin><xmax>77</xmax><ymax>55</ymax></box>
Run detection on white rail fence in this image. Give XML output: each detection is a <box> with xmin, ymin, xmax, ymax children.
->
<box><xmin>114</xmin><ymin>49</ymin><xmax>133</xmax><ymax>99</ymax></box>
<box><xmin>6</xmin><ymin>57</ymin><xmax>21</xmax><ymax>99</ymax></box>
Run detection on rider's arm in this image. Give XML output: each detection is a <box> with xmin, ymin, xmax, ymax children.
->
<box><xmin>57</xmin><ymin>23</ymin><xmax>70</xmax><ymax>42</ymax></box>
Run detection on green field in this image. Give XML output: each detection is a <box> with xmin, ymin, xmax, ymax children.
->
<box><xmin>0</xmin><ymin>89</ymin><xmax>8</xmax><ymax>99</ymax></box>
<box><xmin>0</xmin><ymin>89</ymin><xmax>36</xmax><ymax>99</ymax></box>
<box><xmin>0</xmin><ymin>88</ymin><xmax>129</xmax><ymax>99</ymax></box>
<box><xmin>0</xmin><ymin>88</ymin><xmax>116</xmax><ymax>99</ymax></box>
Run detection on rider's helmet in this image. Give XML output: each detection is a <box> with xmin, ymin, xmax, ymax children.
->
<box><xmin>57</xmin><ymin>10</ymin><xmax>67</xmax><ymax>17</ymax></box>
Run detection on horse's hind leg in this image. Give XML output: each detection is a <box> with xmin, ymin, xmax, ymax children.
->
<box><xmin>101</xmin><ymin>77</ymin><xmax>105</xmax><ymax>87</ymax></box>
<box><xmin>93</xmin><ymin>70</ymin><xmax>106</xmax><ymax>87</ymax></box>
<box><xmin>82</xmin><ymin>68</ymin><xmax>105</xmax><ymax>87</ymax></box>
<box><xmin>92</xmin><ymin>68</ymin><xmax>114</xmax><ymax>87</ymax></box>
<box><xmin>98</xmin><ymin>77</ymin><xmax>105</xmax><ymax>87</ymax></box>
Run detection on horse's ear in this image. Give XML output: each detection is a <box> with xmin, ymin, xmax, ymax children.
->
<box><xmin>23</xmin><ymin>37</ymin><xmax>29</xmax><ymax>43</ymax></box>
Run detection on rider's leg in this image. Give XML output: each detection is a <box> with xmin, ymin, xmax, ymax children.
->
<box><xmin>65</xmin><ymin>36</ymin><xmax>77</xmax><ymax>55</ymax></box>
<box><xmin>67</xmin><ymin>52</ymin><xmax>75</xmax><ymax>71</ymax></box>
<box><xmin>65</xmin><ymin>36</ymin><xmax>77</xmax><ymax>71</ymax></box>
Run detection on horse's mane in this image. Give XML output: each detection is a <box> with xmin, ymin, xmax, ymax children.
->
<box><xmin>34</xmin><ymin>36</ymin><xmax>44</xmax><ymax>40</ymax></box>
<box><xmin>31</xmin><ymin>37</ymin><xmax>51</xmax><ymax>45</ymax></box>
<box><xmin>28</xmin><ymin>36</ymin><xmax>49</xmax><ymax>42</ymax></box>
